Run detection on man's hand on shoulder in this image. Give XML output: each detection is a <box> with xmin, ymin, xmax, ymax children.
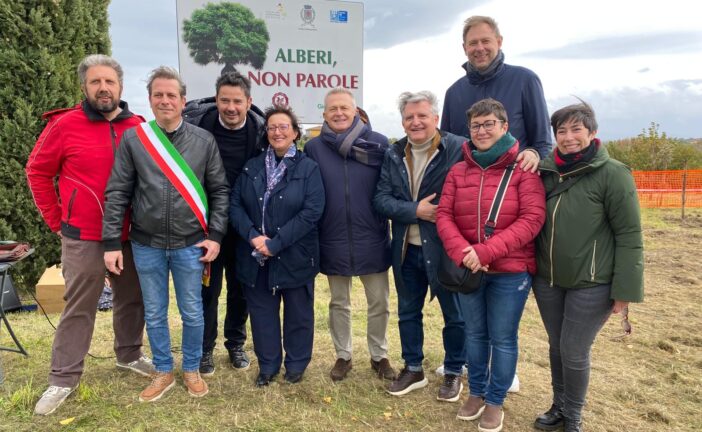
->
<box><xmin>517</xmin><ymin>148</ymin><xmax>540</xmax><ymax>173</ymax></box>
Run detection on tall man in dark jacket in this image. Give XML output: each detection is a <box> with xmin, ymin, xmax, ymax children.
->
<box><xmin>27</xmin><ymin>54</ymin><xmax>152</xmax><ymax>416</ymax></box>
<box><xmin>374</xmin><ymin>91</ymin><xmax>465</xmax><ymax>402</ymax></box>
<box><xmin>304</xmin><ymin>88</ymin><xmax>395</xmax><ymax>382</ymax></box>
<box><xmin>440</xmin><ymin>15</ymin><xmax>551</xmax><ymax>392</ymax></box>
<box><xmin>441</xmin><ymin>15</ymin><xmax>552</xmax><ymax>172</ymax></box>
<box><xmin>183</xmin><ymin>72</ymin><xmax>265</xmax><ymax>375</ymax></box>
<box><xmin>103</xmin><ymin>66</ymin><xmax>229</xmax><ymax>402</ymax></box>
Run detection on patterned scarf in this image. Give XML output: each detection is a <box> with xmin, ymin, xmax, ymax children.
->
<box><xmin>252</xmin><ymin>144</ymin><xmax>297</xmax><ymax>265</ymax></box>
<box><xmin>554</xmin><ymin>139</ymin><xmax>600</xmax><ymax>173</ymax></box>
<box><xmin>320</xmin><ymin>114</ymin><xmax>386</xmax><ymax>167</ymax></box>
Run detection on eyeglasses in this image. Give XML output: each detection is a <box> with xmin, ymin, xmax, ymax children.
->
<box><xmin>469</xmin><ymin>120</ymin><xmax>503</xmax><ymax>133</ymax></box>
<box><xmin>266</xmin><ymin>124</ymin><xmax>291</xmax><ymax>132</ymax></box>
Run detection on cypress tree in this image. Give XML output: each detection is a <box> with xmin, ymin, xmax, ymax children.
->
<box><xmin>0</xmin><ymin>0</ymin><xmax>111</xmax><ymax>290</ymax></box>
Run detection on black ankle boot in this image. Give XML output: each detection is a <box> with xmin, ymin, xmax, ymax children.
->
<box><xmin>534</xmin><ymin>404</ymin><xmax>564</xmax><ymax>431</ymax></box>
<box><xmin>564</xmin><ymin>417</ymin><xmax>582</xmax><ymax>432</ymax></box>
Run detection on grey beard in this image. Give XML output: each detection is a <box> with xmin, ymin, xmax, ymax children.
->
<box><xmin>91</xmin><ymin>99</ymin><xmax>118</xmax><ymax>113</ymax></box>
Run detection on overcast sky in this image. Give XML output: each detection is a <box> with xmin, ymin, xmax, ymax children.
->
<box><xmin>109</xmin><ymin>0</ymin><xmax>702</xmax><ymax>141</ymax></box>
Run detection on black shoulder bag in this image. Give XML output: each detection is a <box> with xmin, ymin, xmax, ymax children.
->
<box><xmin>438</xmin><ymin>164</ymin><xmax>516</xmax><ymax>294</ymax></box>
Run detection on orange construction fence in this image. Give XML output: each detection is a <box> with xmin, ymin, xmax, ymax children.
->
<box><xmin>632</xmin><ymin>170</ymin><xmax>702</xmax><ymax>208</ymax></box>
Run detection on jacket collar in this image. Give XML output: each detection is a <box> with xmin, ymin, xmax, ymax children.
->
<box><xmin>393</xmin><ymin>129</ymin><xmax>448</xmax><ymax>158</ymax></box>
<box><xmin>540</xmin><ymin>142</ymin><xmax>610</xmax><ymax>177</ymax></box>
<box><xmin>461</xmin><ymin>50</ymin><xmax>506</xmax><ymax>85</ymax></box>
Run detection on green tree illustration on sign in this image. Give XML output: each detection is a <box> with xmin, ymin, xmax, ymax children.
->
<box><xmin>183</xmin><ymin>2</ymin><xmax>270</xmax><ymax>74</ymax></box>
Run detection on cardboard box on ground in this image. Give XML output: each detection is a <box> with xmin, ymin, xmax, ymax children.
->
<box><xmin>36</xmin><ymin>265</ymin><xmax>65</xmax><ymax>314</ymax></box>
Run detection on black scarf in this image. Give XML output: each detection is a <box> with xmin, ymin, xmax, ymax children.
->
<box><xmin>320</xmin><ymin>114</ymin><xmax>385</xmax><ymax>167</ymax></box>
<box><xmin>465</xmin><ymin>50</ymin><xmax>505</xmax><ymax>85</ymax></box>
<box><xmin>554</xmin><ymin>139</ymin><xmax>600</xmax><ymax>173</ymax></box>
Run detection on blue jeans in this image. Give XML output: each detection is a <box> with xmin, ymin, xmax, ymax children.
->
<box><xmin>131</xmin><ymin>241</ymin><xmax>205</xmax><ymax>373</ymax></box>
<box><xmin>459</xmin><ymin>272</ymin><xmax>531</xmax><ymax>406</ymax></box>
<box><xmin>397</xmin><ymin>245</ymin><xmax>465</xmax><ymax>375</ymax></box>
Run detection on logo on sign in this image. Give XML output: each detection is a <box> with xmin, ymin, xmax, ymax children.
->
<box><xmin>272</xmin><ymin>92</ymin><xmax>289</xmax><ymax>107</ymax></box>
<box><xmin>299</xmin><ymin>5</ymin><xmax>316</xmax><ymax>30</ymax></box>
<box><xmin>330</xmin><ymin>10</ymin><xmax>348</xmax><ymax>23</ymax></box>
<box><xmin>265</xmin><ymin>3</ymin><xmax>287</xmax><ymax>20</ymax></box>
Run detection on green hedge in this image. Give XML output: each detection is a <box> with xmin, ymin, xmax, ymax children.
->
<box><xmin>0</xmin><ymin>0</ymin><xmax>111</xmax><ymax>291</ymax></box>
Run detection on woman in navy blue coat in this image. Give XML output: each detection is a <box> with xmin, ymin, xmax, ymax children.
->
<box><xmin>230</xmin><ymin>105</ymin><xmax>325</xmax><ymax>386</ymax></box>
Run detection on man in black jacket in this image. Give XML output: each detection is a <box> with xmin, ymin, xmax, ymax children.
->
<box><xmin>183</xmin><ymin>72</ymin><xmax>265</xmax><ymax>376</ymax></box>
<box><xmin>103</xmin><ymin>66</ymin><xmax>229</xmax><ymax>402</ymax></box>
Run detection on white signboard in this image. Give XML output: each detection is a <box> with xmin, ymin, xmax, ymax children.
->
<box><xmin>176</xmin><ymin>0</ymin><xmax>364</xmax><ymax>123</ymax></box>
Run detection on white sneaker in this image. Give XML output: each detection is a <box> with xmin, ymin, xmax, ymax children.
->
<box><xmin>34</xmin><ymin>385</ymin><xmax>75</xmax><ymax>415</ymax></box>
<box><xmin>435</xmin><ymin>364</ymin><xmax>468</xmax><ymax>376</ymax></box>
<box><xmin>507</xmin><ymin>374</ymin><xmax>520</xmax><ymax>393</ymax></box>
<box><xmin>116</xmin><ymin>355</ymin><xmax>155</xmax><ymax>377</ymax></box>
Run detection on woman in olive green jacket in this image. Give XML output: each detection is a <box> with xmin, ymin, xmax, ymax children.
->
<box><xmin>532</xmin><ymin>102</ymin><xmax>643</xmax><ymax>432</ymax></box>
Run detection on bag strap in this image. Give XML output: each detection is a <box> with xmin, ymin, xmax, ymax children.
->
<box><xmin>484</xmin><ymin>163</ymin><xmax>515</xmax><ymax>240</ymax></box>
<box><xmin>546</xmin><ymin>174</ymin><xmax>583</xmax><ymax>201</ymax></box>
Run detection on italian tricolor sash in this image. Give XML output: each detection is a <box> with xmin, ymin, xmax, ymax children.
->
<box><xmin>135</xmin><ymin>120</ymin><xmax>209</xmax><ymax>233</ymax></box>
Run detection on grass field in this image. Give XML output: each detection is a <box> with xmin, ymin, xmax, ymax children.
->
<box><xmin>1</xmin><ymin>209</ymin><xmax>701</xmax><ymax>431</ymax></box>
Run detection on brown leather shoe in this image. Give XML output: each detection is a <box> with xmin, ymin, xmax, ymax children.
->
<box><xmin>456</xmin><ymin>395</ymin><xmax>485</xmax><ymax>421</ymax></box>
<box><xmin>330</xmin><ymin>358</ymin><xmax>352</xmax><ymax>381</ymax></box>
<box><xmin>478</xmin><ymin>404</ymin><xmax>504</xmax><ymax>432</ymax></box>
<box><xmin>183</xmin><ymin>371</ymin><xmax>209</xmax><ymax>397</ymax></box>
<box><xmin>370</xmin><ymin>358</ymin><xmax>397</xmax><ymax>380</ymax></box>
<box><xmin>386</xmin><ymin>368</ymin><xmax>428</xmax><ymax>396</ymax></box>
<box><xmin>139</xmin><ymin>372</ymin><xmax>175</xmax><ymax>402</ymax></box>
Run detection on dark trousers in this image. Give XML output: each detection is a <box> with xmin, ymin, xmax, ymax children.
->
<box><xmin>50</xmin><ymin>239</ymin><xmax>144</xmax><ymax>387</ymax></box>
<box><xmin>244</xmin><ymin>265</ymin><xmax>314</xmax><ymax>375</ymax></box>
<box><xmin>532</xmin><ymin>276</ymin><xmax>613</xmax><ymax>422</ymax></box>
<box><xmin>201</xmin><ymin>232</ymin><xmax>248</xmax><ymax>352</ymax></box>
<box><xmin>396</xmin><ymin>245</ymin><xmax>465</xmax><ymax>375</ymax></box>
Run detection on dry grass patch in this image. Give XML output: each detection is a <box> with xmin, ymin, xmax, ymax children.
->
<box><xmin>1</xmin><ymin>209</ymin><xmax>700</xmax><ymax>431</ymax></box>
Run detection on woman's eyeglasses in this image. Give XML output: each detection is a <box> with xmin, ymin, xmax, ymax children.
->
<box><xmin>469</xmin><ymin>120</ymin><xmax>503</xmax><ymax>133</ymax></box>
<box><xmin>266</xmin><ymin>124</ymin><xmax>291</xmax><ymax>132</ymax></box>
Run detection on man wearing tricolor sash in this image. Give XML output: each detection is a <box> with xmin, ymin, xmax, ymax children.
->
<box><xmin>103</xmin><ymin>66</ymin><xmax>229</xmax><ymax>402</ymax></box>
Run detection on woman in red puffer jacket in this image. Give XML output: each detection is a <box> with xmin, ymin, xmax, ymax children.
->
<box><xmin>436</xmin><ymin>98</ymin><xmax>545</xmax><ymax>432</ymax></box>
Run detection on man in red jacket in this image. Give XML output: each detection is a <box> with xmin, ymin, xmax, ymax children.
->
<box><xmin>26</xmin><ymin>54</ymin><xmax>152</xmax><ymax>416</ymax></box>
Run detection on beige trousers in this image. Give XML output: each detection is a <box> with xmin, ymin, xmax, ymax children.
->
<box><xmin>327</xmin><ymin>271</ymin><xmax>389</xmax><ymax>362</ymax></box>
